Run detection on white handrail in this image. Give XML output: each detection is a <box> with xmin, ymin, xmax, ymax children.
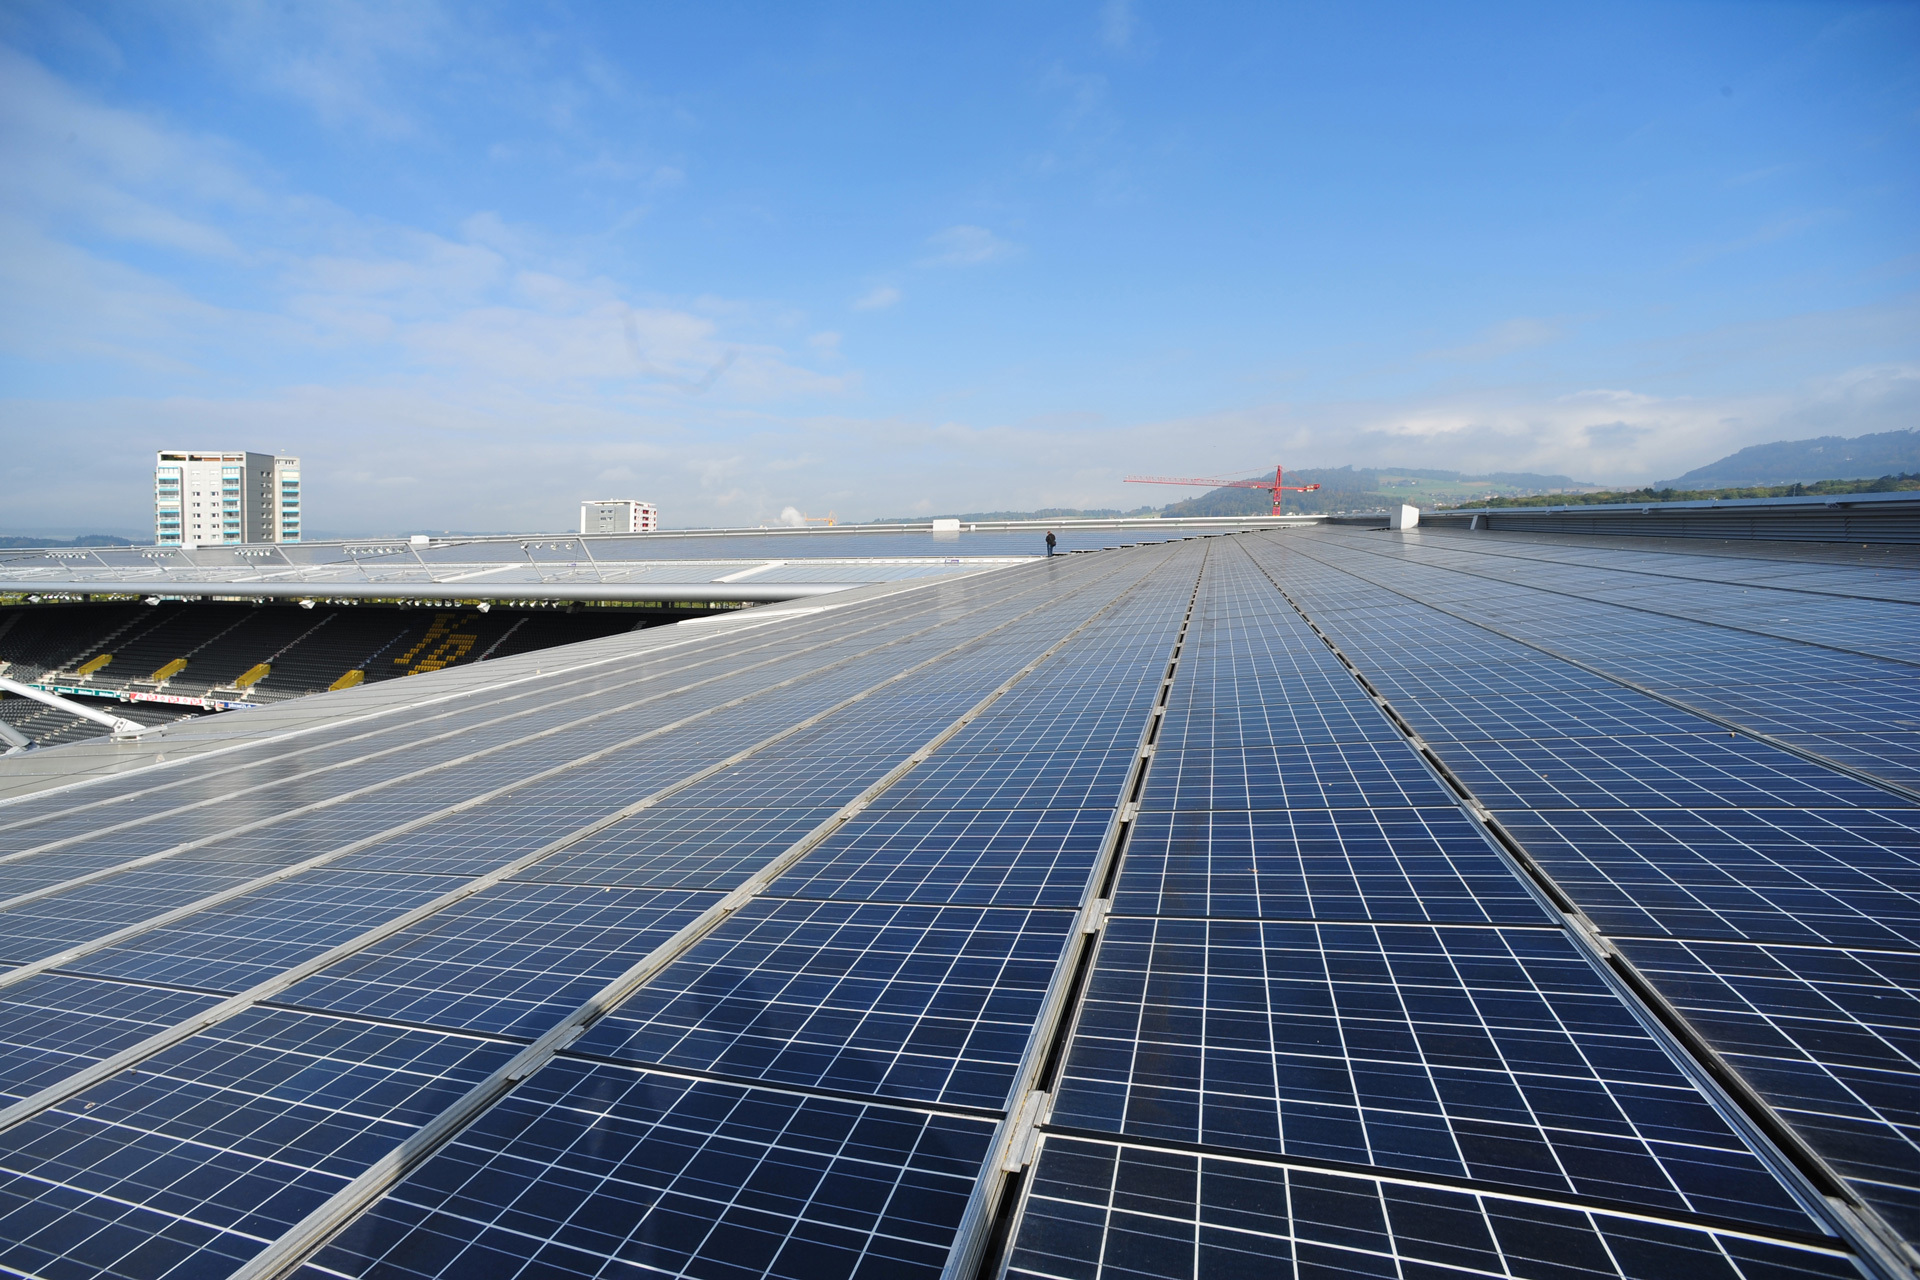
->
<box><xmin>0</xmin><ymin>677</ymin><xmax>144</xmax><ymax>737</ymax></box>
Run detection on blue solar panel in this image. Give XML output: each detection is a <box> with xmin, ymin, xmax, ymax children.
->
<box><xmin>64</xmin><ymin>870</ymin><xmax>469</xmax><ymax>991</ymax></box>
<box><xmin>574</xmin><ymin>899</ymin><xmax>1071</xmax><ymax>1108</ymax></box>
<box><xmin>279</xmin><ymin>883</ymin><xmax>720</xmax><ymax>1037</ymax></box>
<box><xmin>1496</xmin><ymin>807</ymin><xmax>1920</xmax><ymax>949</ymax></box>
<box><xmin>1</xmin><ymin>528</ymin><xmax>1914</xmax><ymax>1277</ymax></box>
<box><xmin>295</xmin><ymin>1060</ymin><xmax>996</xmax><ymax>1280</ymax></box>
<box><xmin>1249</xmin><ymin>529</ymin><xmax>1920</xmax><ymax>1260</ymax></box>
<box><xmin>770</xmin><ymin>808</ymin><xmax>1117</xmax><ymax>907</ymax></box>
<box><xmin>1051</xmin><ymin>918</ymin><xmax>1810</xmax><ymax>1226</ymax></box>
<box><xmin>1618</xmin><ymin>936</ymin><xmax>1920</xmax><ymax>1241</ymax></box>
<box><xmin>0</xmin><ymin>976</ymin><xmax>222</xmax><ymax>1104</ymax></box>
<box><xmin>0</xmin><ymin>1009</ymin><xmax>518</xmax><ymax>1280</ymax></box>
<box><xmin>1006</xmin><ymin>1137</ymin><xmax>1858</xmax><ymax>1280</ymax></box>
<box><xmin>1434</xmin><ymin>733</ymin><xmax>1900</xmax><ymax>810</ymax></box>
<box><xmin>1114</xmin><ymin>807</ymin><xmax>1549</xmax><ymax>924</ymax></box>
<box><xmin>1140</xmin><ymin>740</ymin><xmax>1457</xmax><ymax>811</ymax></box>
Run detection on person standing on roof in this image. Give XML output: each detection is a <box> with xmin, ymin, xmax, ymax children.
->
<box><xmin>1045</xmin><ymin>531</ymin><xmax>1057</xmax><ymax>556</ymax></box>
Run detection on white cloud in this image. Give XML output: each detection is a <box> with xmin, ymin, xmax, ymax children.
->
<box><xmin>853</xmin><ymin>285</ymin><xmax>901</xmax><ymax>310</ymax></box>
<box><xmin>0</xmin><ymin>46</ymin><xmax>262</xmax><ymax>259</ymax></box>
<box><xmin>0</xmin><ymin>48</ymin><xmax>845</xmax><ymax>406</ymax></box>
<box><xmin>1117</xmin><ymin>366</ymin><xmax>1920</xmax><ymax>487</ymax></box>
<box><xmin>1099</xmin><ymin>0</ymin><xmax>1136</xmax><ymax>50</ymax></box>
<box><xmin>920</xmin><ymin>225</ymin><xmax>1016</xmax><ymax>267</ymax></box>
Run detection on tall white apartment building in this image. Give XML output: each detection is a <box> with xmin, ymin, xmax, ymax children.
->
<box><xmin>154</xmin><ymin>451</ymin><xmax>302</xmax><ymax>547</ymax></box>
<box><xmin>580</xmin><ymin>499</ymin><xmax>658</xmax><ymax>534</ymax></box>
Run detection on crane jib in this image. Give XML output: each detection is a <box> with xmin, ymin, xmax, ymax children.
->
<box><xmin>1120</xmin><ymin>465</ymin><xmax>1322</xmax><ymax>515</ymax></box>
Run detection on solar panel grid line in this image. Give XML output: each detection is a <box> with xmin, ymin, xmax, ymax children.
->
<box><xmin>0</xmin><ymin>559</ymin><xmax>1154</xmax><ymax>972</ymax></box>
<box><xmin>559</xmin><ymin>898</ymin><xmax>1075</xmax><ymax>1112</ymax></box>
<box><xmin>1381</xmin><ymin>563</ymin><xmax>1911</xmax><ymax>656</ymax></box>
<box><xmin>942</xmin><ymin>549</ymin><xmax>1210</xmax><ymax>1280</ymax></box>
<box><xmin>217</xmin><ymin>543</ymin><xmax>1193</xmax><ymax>1280</ymax></box>
<box><xmin>268</xmin><ymin>883</ymin><xmax>726</xmax><ymax>1041</ymax></box>
<box><xmin>1253</xmin><ymin>537</ymin><xmax>1916</xmax><ymax>1277</ymax></box>
<box><xmin>0</xmin><ymin>550</ymin><xmax>1172</xmax><ymax>1146</ymax></box>
<box><xmin>11</xmin><ymin>571</ymin><xmax>1167</xmax><ymax>921</ymax></box>
<box><xmin>255</xmin><ymin>587</ymin><xmax>1221</xmax><ymax>1258</ymax></box>
<box><xmin>0</xmin><ymin>578</ymin><xmax>1004</xmax><ymax>860</ymax></box>
<box><xmin>0</xmin><ymin>975</ymin><xmax>225</xmax><ymax>1106</ymax></box>
<box><xmin>1486</xmin><ymin>808</ymin><xmax>1920</xmax><ymax>950</ymax></box>
<box><xmin>0</xmin><ymin>617</ymin><xmax>944</xmax><ymax>840</ymax></box>
<box><xmin>1606</xmin><ymin>938</ymin><xmax>1920</xmax><ymax>1233</ymax></box>
<box><xmin>1274</xmin><ymin>538</ymin><xmax>1920</xmax><ymax>809</ymax></box>
<box><xmin>7</xmin><ymin>529</ymin><xmax>1904</xmax><ymax>1280</ymax></box>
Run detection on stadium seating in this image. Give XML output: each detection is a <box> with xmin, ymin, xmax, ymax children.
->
<box><xmin>0</xmin><ymin>601</ymin><xmax>671</xmax><ymax>750</ymax></box>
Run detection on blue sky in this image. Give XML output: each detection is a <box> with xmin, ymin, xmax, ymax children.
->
<box><xmin>1</xmin><ymin>1</ymin><xmax>1916</xmax><ymax>535</ymax></box>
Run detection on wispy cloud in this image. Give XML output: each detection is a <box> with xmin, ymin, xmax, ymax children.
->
<box><xmin>1099</xmin><ymin>0</ymin><xmax>1136</xmax><ymax>50</ymax></box>
<box><xmin>853</xmin><ymin>284</ymin><xmax>901</xmax><ymax>310</ymax></box>
<box><xmin>920</xmin><ymin>225</ymin><xmax>1017</xmax><ymax>267</ymax></box>
<box><xmin>192</xmin><ymin>0</ymin><xmax>452</xmax><ymax>138</ymax></box>
<box><xmin>0</xmin><ymin>47</ymin><xmax>852</xmax><ymax>443</ymax></box>
<box><xmin>1428</xmin><ymin>317</ymin><xmax>1562</xmax><ymax>362</ymax></box>
<box><xmin>1686</xmin><ymin>209</ymin><xmax>1847</xmax><ymax>266</ymax></box>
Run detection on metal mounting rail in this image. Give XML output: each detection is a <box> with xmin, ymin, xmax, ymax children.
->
<box><xmin>944</xmin><ymin>543</ymin><xmax>1211</xmax><ymax>1280</ymax></box>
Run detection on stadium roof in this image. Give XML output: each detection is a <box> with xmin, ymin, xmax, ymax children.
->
<box><xmin>0</xmin><ymin>519</ymin><xmax>1916</xmax><ymax>1280</ymax></box>
<box><xmin>0</xmin><ymin>517</ymin><xmax>1311</xmax><ymax>605</ymax></box>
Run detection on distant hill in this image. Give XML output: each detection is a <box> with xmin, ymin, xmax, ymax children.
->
<box><xmin>1657</xmin><ymin>429</ymin><xmax>1920</xmax><ymax>488</ymax></box>
<box><xmin>0</xmin><ymin>534</ymin><xmax>139</xmax><ymax>549</ymax></box>
<box><xmin>881</xmin><ymin>465</ymin><xmax>1597</xmax><ymax>524</ymax></box>
<box><xmin>1454</xmin><ymin>473</ymin><xmax>1920</xmax><ymax>510</ymax></box>
<box><xmin>1155</xmin><ymin>466</ymin><xmax>1592</xmax><ymax>517</ymax></box>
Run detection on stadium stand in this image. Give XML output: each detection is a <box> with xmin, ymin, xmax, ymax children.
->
<box><xmin>0</xmin><ymin>516</ymin><xmax>1915</xmax><ymax>1280</ymax></box>
<box><xmin>0</xmin><ymin>602</ymin><xmax>666</xmax><ymax>714</ymax></box>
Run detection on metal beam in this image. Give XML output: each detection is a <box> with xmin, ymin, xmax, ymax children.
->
<box><xmin>0</xmin><ymin>580</ymin><xmax>852</xmax><ymax>604</ymax></box>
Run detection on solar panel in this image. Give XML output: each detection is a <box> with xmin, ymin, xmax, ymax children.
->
<box><xmin>298</xmin><ymin>1061</ymin><xmax>996</xmax><ymax>1280</ymax></box>
<box><xmin>1005</xmin><ymin>1138</ymin><xmax>1858</xmax><ymax>1280</ymax></box>
<box><xmin>0</xmin><ymin>526</ymin><xmax>1914</xmax><ymax>1278</ymax></box>
<box><xmin>1247</xmin><ymin>528</ymin><xmax>1920</xmax><ymax>1259</ymax></box>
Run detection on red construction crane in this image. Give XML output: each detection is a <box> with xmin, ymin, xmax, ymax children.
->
<box><xmin>1124</xmin><ymin>465</ymin><xmax>1321</xmax><ymax>516</ymax></box>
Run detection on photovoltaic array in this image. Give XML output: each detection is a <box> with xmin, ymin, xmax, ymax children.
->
<box><xmin>0</xmin><ymin>522</ymin><xmax>1912</xmax><ymax>1280</ymax></box>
